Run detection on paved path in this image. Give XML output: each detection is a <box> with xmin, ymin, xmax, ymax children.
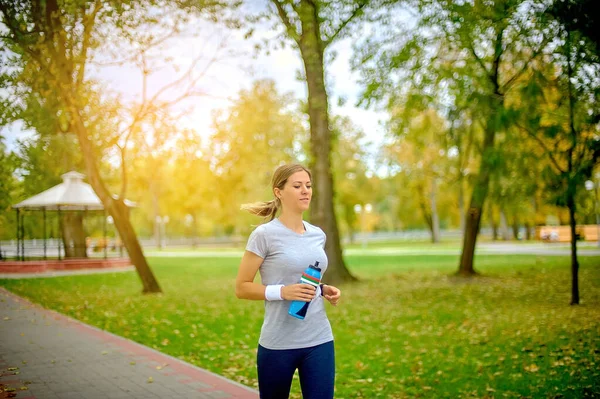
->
<box><xmin>0</xmin><ymin>288</ymin><xmax>258</xmax><ymax>399</ymax></box>
<box><xmin>0</xmin><ymin>266</ymin><xmax>136</xmax><ymax>280</ymax></box>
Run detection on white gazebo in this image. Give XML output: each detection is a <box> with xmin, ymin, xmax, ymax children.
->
<box><xmin>10</xmin><ymin>171</ymin><xmax>133</xmax><ymax>261</ymax></box>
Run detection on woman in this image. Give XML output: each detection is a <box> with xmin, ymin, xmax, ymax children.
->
<box><xmin>235</xmin><ymin>163</ymin><xmax>342</xmax><ymax>399</ymax></box>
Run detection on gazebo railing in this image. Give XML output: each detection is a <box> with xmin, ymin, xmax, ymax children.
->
<box><xmin>0</xmin><ymin>238</ymin><xmax>126</xmax><ymax>261</ymax></box>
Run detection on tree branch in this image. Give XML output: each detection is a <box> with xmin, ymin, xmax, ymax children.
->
<box><xmin>76</xmin><ymin>0</ymin><xmax>102</xmax><ymax>91</ymax></box>
<box><xmin>502</xmin><ymin>36</ymin><xmax>550</xmax><ymax>91</ymax></box>
<box><xmin>515</xmin><ymin>122</ymin><xmax>565</xmax><ymax>174</ymax></box>
<box><xmin>324</xmin><ymin>1</ymin><xmax>368</xmax><ymax>47</ymax></box>
<box><xmin>90</xmin><ymin>24</ymin><xmax>182</xmax><ymax>68</ymax></box>
<box><xmin>271</xmin><ymin>0</ymin><xmax>300</xmax><ymax>43</ymax></box>
<box><xmin>465</xmin><ymin>34</ymin><xmax>492</xmax><ymax>80</ymax></box>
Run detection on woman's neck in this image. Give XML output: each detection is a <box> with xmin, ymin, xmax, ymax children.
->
<box><xmin>278</xmin><ymin>212</ymin><xmax>305</xmax><ymax>234</ymax></box>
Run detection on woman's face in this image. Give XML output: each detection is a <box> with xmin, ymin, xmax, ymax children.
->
<box><xmin>276</xmin><ymin>170</ymin><xmax>312</xmax><ymax>213</ymax></box>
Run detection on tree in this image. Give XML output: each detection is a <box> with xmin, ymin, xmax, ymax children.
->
<box><xmin>0</xmin><ymin>0</ymin><xmax>231</xmax><ymax>293</ymax></box>
<box><xmin>330</xmin><ymin>115</ymin><xmax>373</xmax><ymax>242</ymax></box>
<box><xmin>386</xmin><ymin>109</ymin><xmax>456</xmax><ymax>242</ymax></box>
<box><xmin>0</xmin><ymin>138</ymin><xmax>19</xmax><ymax>253</ymax></box>
<box><xmin>355</xmin><ymin>0</ymin><xmax>549</xmax><ymax>275</ymax></box>
<box><xmin>548</xmin><ymin>0</ymin><xmax>600</xmax><ymax>58</ymax></box>
<box><xmin>211</xmin><ymin>79</ymin><xmax>305</xmax><ymax>234</ymax></box>
<box><xmin>264</xmin><ymin>0</ymin><xmax>392</xmax><ymax>284</ymax></box>
<box><xmin>516</xmin><ymin>6</ymin><xmax>600</xmax><ymax>304</ymax></box>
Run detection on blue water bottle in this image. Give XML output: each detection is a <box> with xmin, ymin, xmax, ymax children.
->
<box><xmin>288</xmin><ymin>261</ymin><xmax>321</xmax><ymax>320</ymax></box>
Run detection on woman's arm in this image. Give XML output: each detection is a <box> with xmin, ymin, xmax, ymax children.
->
<box><xmin>235</xmin><ymin>251</ymin><xmax>269</xmax><ymax>300</ymax></box>
<box><xmin>235</xmin><ymin>251</ymin><xmax>317</xmax><ymax>301</ymax></box>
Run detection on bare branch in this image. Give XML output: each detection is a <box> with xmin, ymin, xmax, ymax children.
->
<box><xmin>118</xmin><ymin>143</ymin><xmax>128</xmax><ymax>200</ymax></box>
<box><xmin>76</xmin><ymin>0</ymin><xmax>102</xmax><ymax>90</ymax></box>
<box><xmin>465</xmin><ymin>35</ymin><xmax>492</xmax><ymax>80</ymax></box>
<box><xmin>502</xmin><ymin>36</ymin><xmax>550</xmax><ymax>91</ymax></box>
<box><xmin>271</xmin><ymin>0</ymin><xmax>300</xmax><ymax>43</ymax></box>
<box><xmin>90</xmin><ymin>23</ymin><xmax>182</xmax><ymax>68</ymax></box>
<box><xmin>324</xmin><ymin>1</ymin><xmax>368</xmax><ymax>47</ymax></box>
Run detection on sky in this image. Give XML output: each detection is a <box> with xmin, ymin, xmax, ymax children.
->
<box><xmin>0</xmin><ymin>4</ymin><xmax>388</xmax><ymax>174</ymax></box>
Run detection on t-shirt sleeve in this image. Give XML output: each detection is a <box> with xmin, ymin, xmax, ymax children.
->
<box><xmin>246</xmin><ymin>225</ymin><xmax>268</xmax><ymax>258</ymax></box>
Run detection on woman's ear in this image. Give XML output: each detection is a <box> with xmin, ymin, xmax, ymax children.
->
<box><xmin>273</xmin><ymin>188</ymin><xmax>281</xmax><ymax>199</ymax></box>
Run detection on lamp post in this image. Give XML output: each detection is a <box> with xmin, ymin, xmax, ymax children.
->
<box><xmin>154</xmin><ymin>215</ymin><xmax>170</xmax><ymax>250</ymax></box>
<box><xmin>161</xmin><ymin>216</ymin><xmax>169</xmax><ymax>249</ymax></box>
<box><xmin>585</xmin><ymin>178</ymin><xmax>600</xmax><ymax>248</ymax></box>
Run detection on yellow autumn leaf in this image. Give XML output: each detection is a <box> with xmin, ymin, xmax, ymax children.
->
<box><xmin>525</xmin><ymin>364</ymin><xmax>539</xmax><ymax>373</ymax></box>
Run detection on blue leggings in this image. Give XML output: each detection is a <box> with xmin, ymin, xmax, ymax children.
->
<box><xmin>257</xmin><ymin>341</ymin><xmax>335</xmax><ymax>399</ymax></box>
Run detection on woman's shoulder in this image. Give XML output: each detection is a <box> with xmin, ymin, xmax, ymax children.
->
<box><xmin>250</xmin><ymin>219</ymin><xmax>278</xmax><ymax>235</ymax></box>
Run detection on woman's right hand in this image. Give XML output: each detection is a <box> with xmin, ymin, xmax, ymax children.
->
<box><xmin>281</xmin><ymin>284</ymin><xmax>316</xmax><ymax>302</ymax></box>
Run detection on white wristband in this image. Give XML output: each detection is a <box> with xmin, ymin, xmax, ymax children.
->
<box><xmin>265</xmin><ymin>284</ymin><xmax>284</xmax><ymax>301</ymax></box>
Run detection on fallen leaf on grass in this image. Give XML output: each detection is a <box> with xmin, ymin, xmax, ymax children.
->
<box><xmin>524</xmin><ymin>364</ymin><xmax>539</xmax><ymax>373</ymax></box>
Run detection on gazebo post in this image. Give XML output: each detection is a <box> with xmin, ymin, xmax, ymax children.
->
<box><xmin>43</xmin><ymin>208</ymin><xmax>47</xmax><ymax>260</ymax></box>
<box><xmin>21</xmin><ymin>210</ymin><xmax>25</xmax><ymax>261</ymax></box>
<box><xmin>103</xmin><ymin>209</ymin><xmax>108</xmax><ymax>260</ymax></box>
<box><xmin>84</xmin><ymin>207</ymin><xmax>88</xmax><ymax>257</ymax></box>
<box><xmin>57</xmin><ymin>206</ymin><xmax>62</xmax><ymax>261</ymax></box>
<box><xmin>15</xmin><ymin>208</ymin><xmax>20</xmax><ymax>261</ymax></box>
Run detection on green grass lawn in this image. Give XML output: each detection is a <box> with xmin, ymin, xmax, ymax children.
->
<box><xmin>1</xmin><ymin>254</ymin><xmax>599</xmax><ymax>398</ymax></box>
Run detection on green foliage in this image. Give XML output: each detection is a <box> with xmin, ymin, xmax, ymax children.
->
<box><xmin>0</xmin><ymin>138</ymin><xmax>20</xmax><ymax>240</ymax></box>
<box><xmin>210</xmin><ymin>79</ymin><xmax>307</xmax><ymax>234</ymax></box>
<box><xmin>331</xmin><ymin>116</ymin><xmax>375</xmax><ymax>236</ymax></box>
<box><xmin>547</xmin><ymin>0</ymin><xmax>600</xmax><ymax>59</ymax></box>
<box><xmin>1</xmin><ymin>253</ymin><xmax>599</xmax><ymax>398</ymax></box>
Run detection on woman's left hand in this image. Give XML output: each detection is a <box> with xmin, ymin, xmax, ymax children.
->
<box><xmin>322</xmin><ymin>284</ymin><xmax>341</xmax><ymax>306</ymax></box>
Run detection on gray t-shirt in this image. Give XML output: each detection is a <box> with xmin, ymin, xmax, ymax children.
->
<box><xmin>246</xmin><ymin>218</ymin><xmax>334</xmax><ymax>350</ymax></box>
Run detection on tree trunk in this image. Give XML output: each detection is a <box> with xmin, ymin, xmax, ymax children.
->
<box><xmin>568</xmin><ymin>200</ymin><xmax>579</xmax><ymax>305</ymax></box>
<box><xmin>511</xmin><ymin>217</ymin><xmax>520</xmax><ymax>240</ymax></box>
<box><xmin>458</xmin><ymin>179</ymin><xmax>465</xmax><ymax>234</ymax></box>
<box><xmin>499</xmin><ymin>209</ymin><xmax>510</xmax><ymax>241</ymax></box>
<box><xmin>191</xmin><ymin>212</ymin><xmax>198</xmax><ymax>249</ymax></box>
<box><xmin>489</xmin><ymin>202</ymin><xmax>498</xmax><ymax>241</ymax></box>
<box><xmin>565</xmin><ymin>28</ymin><xmax>579</xmax><ymax>305</ymax></box>
<box><xmin>297</xmin><ymin>7</ymin><xmax>355</xmax><ymax>285</ymax></box>
<box><xmin>418</xmin><ymin>186</ymin><xmax>434</xmax><ymax>242</ymax></box>
<box><xmin>430</xmin><ymin>178</ymin><xmax>440</xmax><ymax>243</ymax></box>
<box><xmin>524</xmin><ymin>221</ymin><xmax>532</xmax><ymax>240</ymax></box>
<box><xmin>69</xmin><ymin>103</ymin><xmax>162</xmax><ymax>293</ymax></box>
<box><xmin>61</xmin><ymin>212</ymin><xmax>87</xmax><ymax>258</ymax></box>
<box><xmin>458</xmin><ymin>112</ymin><xmax>500</xmax><ymax>275</ymax></box>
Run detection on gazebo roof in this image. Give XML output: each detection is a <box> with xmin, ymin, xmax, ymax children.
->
<box><xmin>12</xmin><ymin>171</ymin><xmax>135</xmax><ymax>211</ymax></box>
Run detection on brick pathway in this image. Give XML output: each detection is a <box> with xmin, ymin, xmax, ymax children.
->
<box><xmin>0</xmin><ymin>288</ymin><xmax>259</xmax><ymax>398</ymax></box>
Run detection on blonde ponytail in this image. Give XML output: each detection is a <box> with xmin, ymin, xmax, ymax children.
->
<box><xmin>240</xmin><ymin>198</ymin><xmax>281</xmax><ymax>221</ymax></box>
<box><xmin>241</xmin><ymin>163</ymin><xmax>311</xmax><ymax>221</ymax></box>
